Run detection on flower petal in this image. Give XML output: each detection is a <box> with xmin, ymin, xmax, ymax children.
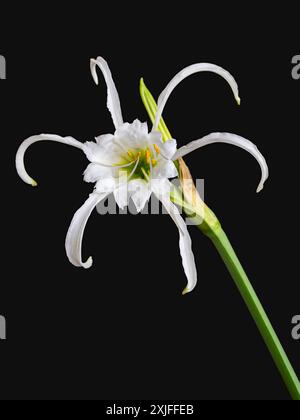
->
<box><xmin>160</xmin><ymin>139</ymin><xmax>177</xmax><ymax>159</ymax></box>
<box><xmin>96</xmin><ymin>178</ymin><xmax>117</xmax><ymax>193</ymax></box>
<box><xmin>174</xmin><ymin>132</ymin><xmax>269</xmax><ymax>193</ymax></box>
<box><xmin>113</xmin><ymin>184</ymin><xmax>129</xmax><ymax>210</ymax></box>
<box><xmin>153</xmin><ymin>63</ymin><xmax>240</xmax><ymax>131</ymax></box>
<box><xmin>153</xmin><ymin>160</ymin><xmax>178</xmax><ymax>179</ymax></box>
<box><xmin>129</xmin><ymin>179</ymin><xmax>152</xmax><ymax>213</ymax></box>
<box><xmin>152</xmin><ymin>180</ymin><xmax>197</xmax><ymax>294</ymax></box>
<box><xmin>127</xmin><ymin>119</ymin><xmax>149</xmax><ymax>137</ymax></box>
<box><xmin>83</xmin><ymin>141</ymin><xmax>120</xmax><ymax>165</ymax></box>
<box><xmin>83</xmin><ymin>163</ymin><xmax>114</xmax><ymax>183</ymax></box>
<box><xmin>113</xmin><ymin>171</ymin><xmax>129</xmax><ymax>209</ymax></box>
<box><xmin>149</xmin><ymin>131</ymin><xmax>164</xmax><ymax>146</ymax></box>
<box><xmin>113</xmin><ymin>155</ymin><xmax>142</xmax><ymax>209</ymax></box>
<box><xmin>95</xmin><ymin>134</ymin><xmax>114</xmax><ymax>145</ymax></box>
<box><xmin>16</xmin><ymin>134</ymin><xmax>84</xmax><ymax>186</ymax></box>
<box><xmin>65</xmin><ymin>192</ymin><xmax>110</xmax><ymax>268</ymax></box>
<box><xmin>83</xmin><ymin>141</ymin><xmax>139</xmax><ymax>169</ymax></box>
<box><xmin>114</xmin><ymin>119</ymin><xmax>149</xmax><ymax>150</ymax></box>
<box><xmin>90</xmin><ymin>57</ymin><xmax>124</xmax><ymax>129</ymax></box>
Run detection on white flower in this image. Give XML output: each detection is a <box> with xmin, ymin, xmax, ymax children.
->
<box><xmin>16</xmin><ymin>56</ymin><xmax>269</xmax><ymax>294</ymax></box>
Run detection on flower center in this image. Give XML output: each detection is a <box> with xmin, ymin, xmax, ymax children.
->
<box><xmin>122</xmin><ymin>144</ymin><xmax>161</xmax><ymax>180</ymax></box>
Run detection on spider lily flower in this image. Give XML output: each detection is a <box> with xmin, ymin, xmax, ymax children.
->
<box><xmin>16</xmin><ymin>57</ymin><xmax>268</xmax><ymax>295</ymax></box>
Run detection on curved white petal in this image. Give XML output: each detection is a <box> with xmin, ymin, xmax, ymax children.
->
<box><xmin>65</xmin><ymin>192</ymin><xmax>110</xmax><ymax>268</ymax></box>
<box><xmin>174</xmin><ymin>132</ymin><xmax>269</xmax><ymax>193</ymax></box>
<box><xmin>153</xmin><ymin>63</ymin><xmax>240</xmax><ymax>131</ymax></box>
<box><xmin>152</xmin><ymin>180</ymin><xmax>197</xmax><ymax>294</ymax></box>
<box><xmin>90</xmin><ymin>56</ymin><xmax>124</xmax><ymax>129</ymax></box>
<box><xmin>16</xmin><ymin>134</ymin><xmax>84</xmax><ymax>186</ymax></box>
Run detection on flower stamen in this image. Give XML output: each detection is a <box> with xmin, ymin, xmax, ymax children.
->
<box><xmin>146</xmin><ymin>149</ymin><xmax>151</xmax><ymax>164</ymax></box>
<box><xmin>154</xmin><ymin>144</ymin><xmax>160</xmax><ymax>154</ymax></box>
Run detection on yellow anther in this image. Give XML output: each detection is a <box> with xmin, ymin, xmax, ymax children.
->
<box><xmin>154</xmin><ymin>144</ymin><xmax>160</xmax><ymax>154</ymax></box>
<box><xmin>152</xmin><ymin>159</ymin><xmax>157</xmax><ymax>166</ymax></box>
<box><xmin>127</xmin><ymin>151</ymin><xmax>133</xmax><ymax>158</ymax></box>
<box><xmin>146</xmin><ymin>149</ymin><xmax>151</xmax><ymax>164</ymax></box>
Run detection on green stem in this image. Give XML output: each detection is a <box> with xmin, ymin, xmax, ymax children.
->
<box><xmin>140</xmin><ymin>78</ymin><xmax>300</xmax><ymax>400</ymax></box>
<box><xmin>207</xmin><ymin>227</ymin><xmax>300</xmax><ymax>400</ymax></box>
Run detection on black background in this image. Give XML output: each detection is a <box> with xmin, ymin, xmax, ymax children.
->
<box><xmin>0</xmin><ymin>5</ymin><xmax>299</xmax><ymax>400</ymax></box>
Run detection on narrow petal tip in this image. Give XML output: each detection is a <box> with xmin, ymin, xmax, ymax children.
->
<box><xmin>256</xmin><ymin>183</ymin><xmax>264</xmax><ymax>194</ymax></box>
<box><xmin>31</xmin><ymin>180</ymin><xmax>38</xmax><ymax>187</ymax></box>
<box><xmin>237</xmin><ymin>97</ymin><xmax>241</xmax><ymax>106</ymax></box>
<box><xmin>83</xmin><ymin>257</ymin><xmax>93</xmax><ymax>269</ymax></box>
<box><xmin>89</xmin><ymin>56</ymin><xmax>124</xmax><ymax>128</ymax></box>
<box><xmin>182</xmin><ymin>287</ymin><xmax>190</xmax><ymax>296</ymax></box>
<box><xmin>90</xmin><ymin>59</ymin><xmax>99</xmax><ymax>85</ymax></box>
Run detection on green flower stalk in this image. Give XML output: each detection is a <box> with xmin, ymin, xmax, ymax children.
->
<box><xmin>140</xmin><ymin>78</ymin><xmax>300</xmax><ymax>400</ymax></box>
